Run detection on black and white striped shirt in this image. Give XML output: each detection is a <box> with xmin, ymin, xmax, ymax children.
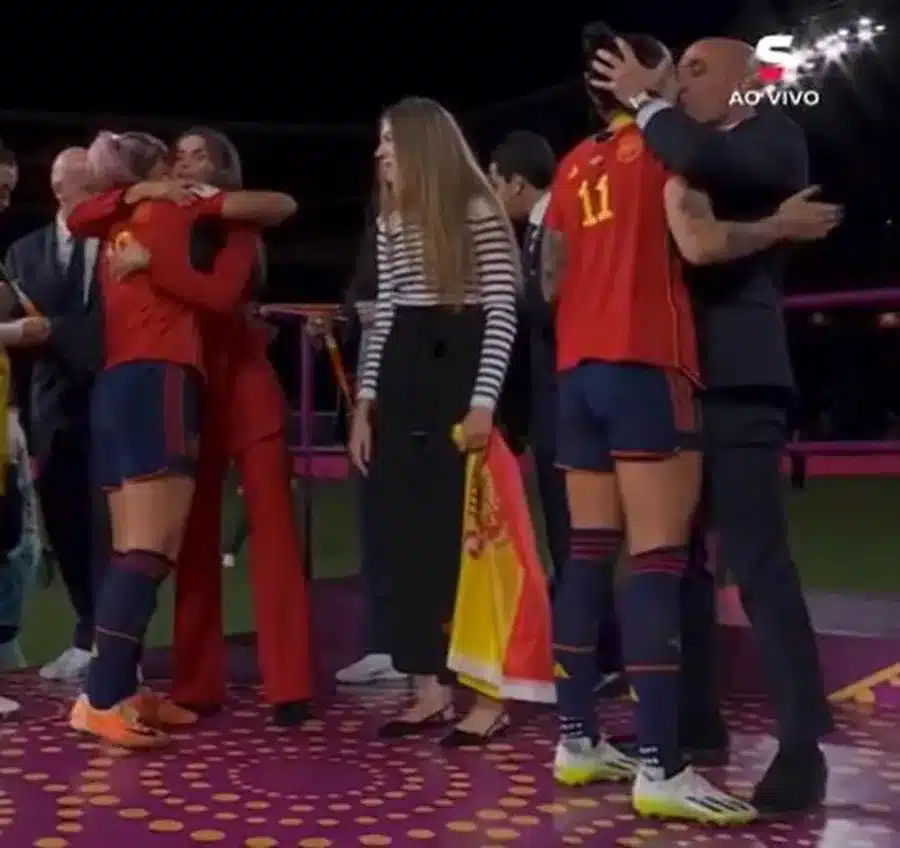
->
<box><xmin>357</xmin><ymin>197</ymin><xmax>520</xmax><ymax>410</ymax></box>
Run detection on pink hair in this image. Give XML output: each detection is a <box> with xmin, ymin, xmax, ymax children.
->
<box><xmin>86</xmin><ymin>130</ymin><xmax>168</xmax><ymax>190</ymax></box>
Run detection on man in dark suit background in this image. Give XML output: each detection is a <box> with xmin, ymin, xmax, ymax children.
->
<box><xmin>592</xmin><ymin>37</ymin><xmax>834</xmax><ymax>814</ymax></box>
<box><xmin>489</xmin><ymin>131</ymin><xmax>624</xmax><ymax>693</ymax></box>
<box><xmin>331</xmin><ymin>209</ymin><xmax>405</xmax><ymax>685</ymax></box>
<box><xmin>4</xmin><ymin>147</ymin><xmax>106</xmax><ymax>682</ymax></box>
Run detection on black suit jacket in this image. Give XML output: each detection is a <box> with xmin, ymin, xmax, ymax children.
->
<box><xmin>640</xmin><ymin>105</ymin><xmax>806</xmax><ymax>390</ymax></box>
<box><xmin>4</xmin><ymin>224</ymin><xmax>102</xmax><ymax>459</ymax></box>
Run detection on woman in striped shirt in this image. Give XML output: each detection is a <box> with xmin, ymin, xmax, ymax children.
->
<box><xmin>349</xmin><ymin>97</ymin><xmax>521</xmax><ymax>745</ymax></box>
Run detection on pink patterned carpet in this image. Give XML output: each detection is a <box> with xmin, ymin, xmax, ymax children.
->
<box><xmin>0</xmin><ymin>675</ymin><xmax>899</xmax><ymax>846</ymax></box>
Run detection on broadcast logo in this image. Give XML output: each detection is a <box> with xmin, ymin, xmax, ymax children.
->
<box><xmin>729</xmin><ymin>34</ymin><xmax>821</xmax><ymax>108</ymax></box>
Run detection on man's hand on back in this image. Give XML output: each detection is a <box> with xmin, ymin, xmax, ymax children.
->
<box><xmin>773</xmin><ymin>186</ymin><xmax>842</xmax><ymax>242</ymax></box>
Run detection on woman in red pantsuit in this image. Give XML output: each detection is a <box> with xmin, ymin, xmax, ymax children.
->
<box><xmin>169</xmin><ymin>129</ymin><xmax>312</xmax><ymax>725</ymax></box>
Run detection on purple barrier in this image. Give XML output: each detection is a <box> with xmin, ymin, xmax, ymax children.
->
<box><xmin>788</xmin><ymin>440</ymin><xmax>900</xmax><ymax>455</ymax></box>
<box><xmin>261</xmin><ymin>304</ymin><xmax>345</xmax><ymax>579</ymax></box>
<box><xmin>785</xmin><ymin>287</ymin><xmax>900</xmax><ymax>309</ymax></box>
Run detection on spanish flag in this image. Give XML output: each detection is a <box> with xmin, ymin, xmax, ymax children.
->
<box><xmin>447</xmin><ymin>428</ymin><xmax>555</xmax><ymax>703</ymax></box>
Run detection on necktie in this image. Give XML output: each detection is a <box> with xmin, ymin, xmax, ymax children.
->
<box><xmin>65</xmin><ymin>239</ymin><xmax>86</xmax><ymax>309</ymax></box>
<box><xmin>522</xmin><ymin>222</ymin><xmax>544</xmax><ymax>312</ymax></box>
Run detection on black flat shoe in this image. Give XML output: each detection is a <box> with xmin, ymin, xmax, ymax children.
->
<box><xmin>752</xmin><ymin>743</ymin><xmax>827</xmax><ymax>817</ymax></box>
<box><xmin>273</xmin><ymin>700</ymin><xmax>313</xmax><ymax>727</ymax></box>
<box><xmin>440</xmin><ymin>713</ymin><xmax>511</xmax><ymax>749</ymax></box>
<box><xmin>378</xmin><ymin>705</ymin><xmax>454</xmax><ymax>740</ymax></box>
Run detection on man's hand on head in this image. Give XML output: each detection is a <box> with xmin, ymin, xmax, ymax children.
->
<box><xmin>590</xmin><ymin>37</ymin><xmax>670</xmax><ymax>105</ymax></box>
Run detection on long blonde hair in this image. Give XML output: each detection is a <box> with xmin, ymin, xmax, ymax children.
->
<box><xmin>377</xmin><ymin>97</ymin><xmax>518</xmax><ymax>304</ymax></box>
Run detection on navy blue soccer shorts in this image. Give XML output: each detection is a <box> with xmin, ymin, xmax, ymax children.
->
<box><xmin>92</xmin><ymin>362</ymin><xmax>203</xmax><ymax>490</ymax></box>
<box><xmin>556</xmin><ymin>361</ymin><xmax>697</xmax><ymax>473</ymax></box>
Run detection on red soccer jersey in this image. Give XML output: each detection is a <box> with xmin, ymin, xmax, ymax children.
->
<box><xmin>68</xmin><ymin>190</ymin><xmax>257</xmax><ymax>376</ymax></box>
<box><xmin>545</xmin><ymin>120</ymin><xmax>698</xmax><ymax>379</ymax></box>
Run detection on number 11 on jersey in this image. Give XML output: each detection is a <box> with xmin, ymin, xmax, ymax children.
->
<box><xmin>578</xmin><ymin>174</ymin><xmax>613</xmax><ymax>227</ymax></box>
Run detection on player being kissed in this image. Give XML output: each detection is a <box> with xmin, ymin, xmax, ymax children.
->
<box><xmin>545</xmin><ymin>27</ymin><xmax>755</xmax><ymax>824</ymax></box>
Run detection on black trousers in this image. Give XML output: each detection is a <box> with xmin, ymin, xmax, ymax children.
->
<box><xmin>680</xmin><ymin>389</ymin><xmax>832</xmax><ymax>744</ymax></box>
<box><xmin>356</xmin><ymin>468</ymin><xmax>391</xmax><ymax>654</ymax></box>
<box><xmin>36</xmin><ymin>427</ymin><xmax>109</xmax><ymax>651</ymax></box>
<box><xmin>371</xmin><ymin>307</ymin><xmax>483</xmax><ymax>679</ymax></box>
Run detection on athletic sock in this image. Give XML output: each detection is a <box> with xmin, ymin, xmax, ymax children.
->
<box><xmin>86</xmin><ymin>550</ymin><xmax>171</xmax><ymax>710</ymax></box>
<box><xmin>622</xmin><ymin>545</ymin><xmax>688</xmax><ymax>778</ymax></box>
<box><xmin>554</xmin><ymin>527</ymin><xmax>623</xmax><ymax>741</ymax></box>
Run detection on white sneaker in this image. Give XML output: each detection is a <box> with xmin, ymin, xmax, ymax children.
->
<box><xmin>553</xmin><ymin>736</ymin><xmax>639</xmax><ymax>786</ymax></box>
<box><xmin>0</xmin><ymin>695</ymin><xmax>20</xmax><ymax>716</ymax></box>
<box><xmin>222</xmin><ymin>554</ymin><xmax>235</xmax><ymax>569</ymax></box>
<box><xmin>39</xmin><ymin>647</ymin><xmax>92</xmax><ymax>682</ymax></box>
<box><xmin>632</xmin><ymin>765</ymin><xmax>757</xmax><ymax>825</ymax></box>
<box><xmin>335</xmin><ymin>653</ymin><xmax>406</xmax><ymax>685</ymax></box>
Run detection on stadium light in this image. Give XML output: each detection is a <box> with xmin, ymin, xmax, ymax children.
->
<box><xmin>772</xmin><ymin>15</ymin><xmax>886</xmax><ymax>89</ymax></box>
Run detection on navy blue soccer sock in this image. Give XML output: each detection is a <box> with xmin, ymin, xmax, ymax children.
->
<box><xmin>622</xmin><ymin>545</ymin><xmax>688</xmax><ymax>778</ymax></box>
<box><xmin>554</xmin><ymin>527</ymin><xmax>623</xmax><ymax>741</ymax></box>
<box><xmin>86</xmin><ymin>550</ymin><xmax>171</xmax><ymax>710</ymax></box>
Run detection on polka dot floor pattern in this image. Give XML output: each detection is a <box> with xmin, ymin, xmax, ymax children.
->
<box><xmin>1</xmin><ymin>676</ymin><xmax>899</xmax><ymax>846</ymax></box>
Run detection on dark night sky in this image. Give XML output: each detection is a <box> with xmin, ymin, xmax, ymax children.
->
<box><xmin>2</xmin><ymin>2</ymin><xmax>899</xmax><ymax>297</ymax></box>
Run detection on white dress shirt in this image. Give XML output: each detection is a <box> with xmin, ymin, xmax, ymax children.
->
<box><xmin>528</xmin><ymin>192</ymin><xmax>550</xmax><ymax>227</ymax></box>
<box><xmin>55</xmin><ymin>214</ymin><xmax>98</xmax><ymax>305</ymax></box>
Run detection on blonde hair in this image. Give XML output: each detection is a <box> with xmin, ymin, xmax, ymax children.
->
<box><xmin>377</xmin><ymin>97</ymin><xmax>518</xmax><ymax>304</ymax></box>
<box><xmin>87</xmin><ymin>131</ymin><xmax>167</xmax><ymax>191</ymax></box>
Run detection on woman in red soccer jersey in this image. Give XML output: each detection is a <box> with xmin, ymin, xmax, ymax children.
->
<box><xmin>165</xmin><ymin>128</ymin><xmax>312</xmax><ymax>726</ymax></box>
<box><xmin>544</xmin><ymin>32</ymin><xmax>754</xmax><ymax>824</ymax></box>
<box><xmin>65</xmin><ymin>131</ymin><xmax>296</xmax><ymax>748</ymax></box>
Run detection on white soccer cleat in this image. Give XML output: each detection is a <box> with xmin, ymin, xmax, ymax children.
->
<box><xmin>632</xmin><ymin>764</ymin><xmax>757</xmax><ymax>825</ymax></box>
<box><xmin>553</xmin><ymin>735</ymin><xmax>639</xmax><ymax>786</ymax></box>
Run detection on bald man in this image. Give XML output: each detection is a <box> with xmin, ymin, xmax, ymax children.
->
<box><xmin>591</xmin><ymin>37</ymin><xmax>832</xmax><ymax>815</ymax></box>
<box><xmin>3</xmin><ymin>147</ymin><xmax>109</xmax><ymax>682</ymax></box>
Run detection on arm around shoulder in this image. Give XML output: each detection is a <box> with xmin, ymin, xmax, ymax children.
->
<box><xmin>220</xmin><ymin>191</ymin><xmax>297</xmax><ymax>228</ymax></box>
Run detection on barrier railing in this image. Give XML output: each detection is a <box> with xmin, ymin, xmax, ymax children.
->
<box><xmin>267</xmin><ymin>288</ymin><xmax>900</xmax><ymax>479</ymax></box>
<box><xmin>783</xmin><ymin>287</ymin><xmax>900</xmax><ymax>476</ymax></box>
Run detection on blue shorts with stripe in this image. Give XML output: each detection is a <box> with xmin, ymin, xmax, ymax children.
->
<box><xmin>556</xmin><ymin>361</ymin><xmax>697</xmax><ymax>473</ymax></box>
<box><xmin>91</xmin><ymin>362</ymin><xmax>202</xmax><ymax>490</ymax></box>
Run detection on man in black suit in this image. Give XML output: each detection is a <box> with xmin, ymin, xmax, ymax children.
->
<box><xmin>4</xmin><ymin>147</ymin><xmax>106</xmax><ymax>682</ymax></box>
<box><xmin>331</xmin><ymin>211</ymin><xmax>405</xmax><ymax>685</ymax></box>
<box><xmin>591</xmin><ymin>37</ymin><xmax>836</xmax><ymax>814</ymax></box>
<box><xmin>489</xmin><ymin>131</ymin><xmax>624</xmax><ymax>693</ymax></box>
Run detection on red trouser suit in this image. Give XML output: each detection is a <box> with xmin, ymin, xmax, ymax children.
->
<box><xmin>170</xmin><ymin>319</ymin><xmax>312</xmax><ymax>707</ymax></box>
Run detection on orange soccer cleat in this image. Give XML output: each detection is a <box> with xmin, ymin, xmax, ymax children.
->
<box><xmin>129</xmin><ymin>691</ymin><xmax>199</xmax><ymax>728</ymax></box>
<box><xmin>69</xmin><ymin>695</ymin><xmax>170</xmax><ymax>749</ymax></box>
